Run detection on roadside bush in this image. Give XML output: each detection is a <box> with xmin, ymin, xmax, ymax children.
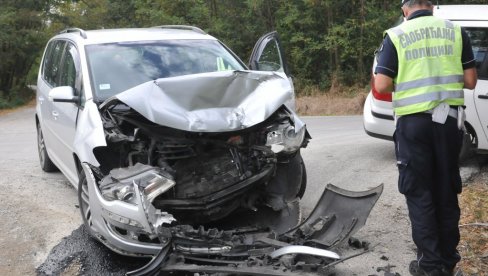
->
<box><xmin>0</xmin><ymin>86</ymin><xmax>34</xmax><ymax>109</ymax></box>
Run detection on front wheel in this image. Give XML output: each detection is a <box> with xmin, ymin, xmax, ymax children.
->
<box><xmin>37</xmin><ymin>123</ymin><xmax>57</xmax><ymax>172</ymax></box>
<box><xmin>78</xmin><ymin>170</ymin><xmax>95</xmax><ymax>236</ymax></box>
<box><xmin>297</xmin><ymin>155</ymin><xmax>307</xmax><ymax>199</ymax></box>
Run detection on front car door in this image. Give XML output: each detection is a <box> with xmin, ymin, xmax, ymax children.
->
<box><xmin>248</xmin><ymin>32</ymin><xmax>296</xmax><ymax>110</ymax></box>
<box><xmin>52</xmin><ymin>42</ymin><xmax>84</xmax><ymax>184</ymax></box>
<box><xmin>47</xmin><ymin>42</ymin><xmax>83</xmax><ymax>184</ymax></box>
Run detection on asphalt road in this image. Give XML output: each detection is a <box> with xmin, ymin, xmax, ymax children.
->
<box><xmin>0</xmin><ymin>106</ymin><xmax>425</xmax><ymax>275</ymax></box>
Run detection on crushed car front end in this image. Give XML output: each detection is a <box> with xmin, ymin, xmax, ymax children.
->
<box><xmin>78</xmin><ymin>71</ymin><xmax>311</xmax><ymax>256</ymax></box>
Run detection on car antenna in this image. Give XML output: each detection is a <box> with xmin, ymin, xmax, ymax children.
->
<box><xmin>436</xmin><ymin>0</ymin><xmax>440</xmax><ymax>9</ymax></box>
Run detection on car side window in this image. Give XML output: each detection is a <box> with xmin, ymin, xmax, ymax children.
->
<box><xmin>59</xmin><ymin>43</ymin><xmax>85</xmax><ymax>107</ymax></box>
<box><xmin>59</xmin><ymin>43</ymin><xmax>78</xmax><ymax>91</ymax></box>
<box><xmin>43</xmin><ymin>40</ymin><xmax>66</xmax><ymax>87</ymax></box>
<box><xmin>258</xmin><ymin>40</ymin><xmax>284</xmax><ymax>72</ymax></box>
<box><xmin>465</xmin><ymin>28</ymin><xmax>488</xmax><ymax>79</ymax></box>
<box><xmin>41</xmin><ymin>41</ymin><xmax>54</xmax><ymax>79</ymax></box>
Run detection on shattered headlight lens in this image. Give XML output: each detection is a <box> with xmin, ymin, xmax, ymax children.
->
<box><xmin>101</xmin><ymin>182</ymin><xmax>136</xmax><ymax>203</ymax></box>
<box><xmin>266</xmin><ymin>124</ymin><xmax>306</xmax><ymax>154</ymax></box>
<box><xmin>100</xmin><ymin>169</ymin><xmax>175</xmax><ymax>204</ymax></box>
<box><xmin>144</xmin><ymin>174</ymin><xmax>175</xmax><ymax>202</ymax></box>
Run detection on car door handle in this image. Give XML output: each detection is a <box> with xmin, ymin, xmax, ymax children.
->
<box><xmin>478</xmin><ymin>95</ymin><xmax>488</xmax><ymax>100</ymax></box>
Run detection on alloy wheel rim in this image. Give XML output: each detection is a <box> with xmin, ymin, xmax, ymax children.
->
<box><xmin>80</xmin><ymin>179</ymin><xmax>93</xmax><ymax>229</ymax></box>
<box><xmin>37</xmin><ymin>127</ymin><xmax>46</xmax><ymax>166</ymax></box>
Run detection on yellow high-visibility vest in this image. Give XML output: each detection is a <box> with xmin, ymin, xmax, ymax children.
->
<box><xmin>386</xmin><ymin>16</ymin><xmax>464</xmax><ymax>116</ymax></box>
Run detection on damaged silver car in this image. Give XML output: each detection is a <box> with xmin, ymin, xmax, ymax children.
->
<box><xmin>36</xmin><ymin>26</ymin><xmax>382</xmax><ymax>275</ymax></box>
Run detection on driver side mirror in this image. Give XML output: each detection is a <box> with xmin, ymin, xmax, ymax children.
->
<box><xmin>48</xmin><ymin>86</ymin><xmax>80</xmax><ymax>104</ymax></box>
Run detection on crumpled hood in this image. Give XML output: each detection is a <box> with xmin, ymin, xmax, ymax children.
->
<box><xmin>110</xmin><ymin>70</ymin><xmax>294</xmax><ymax>132</ymax></box>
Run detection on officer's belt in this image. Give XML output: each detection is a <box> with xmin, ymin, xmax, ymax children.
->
<box><xmin>422</xmin><ymin>107</ymin><xmax>458</xmax><ymax>119</ymax></box>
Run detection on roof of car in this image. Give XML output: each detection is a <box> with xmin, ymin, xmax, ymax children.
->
<box><xmin>55</xmin><ymin>26</ymin><xmax>216</xmax><ymax>45</ymax></box>
<box><xmin>434</xmin><ymin>5</ymin><xmax>488</xmax><ymax>21</ymax></box>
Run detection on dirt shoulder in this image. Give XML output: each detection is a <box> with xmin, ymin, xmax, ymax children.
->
<box><xmin>296</xmin><ymin>92</ymin><xmax>367</xmax><ymax>116</ymax></box>
<box><xmin>459</xmin><ymin>165</ymin><xmax>488</xmax><ymax>275</ymax></box>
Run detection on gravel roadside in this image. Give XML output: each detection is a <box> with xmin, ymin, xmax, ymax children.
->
<box><xmin>0</xmin><ymin>107</ymin><xmax>81</xmax><ymax>276</ymax></box>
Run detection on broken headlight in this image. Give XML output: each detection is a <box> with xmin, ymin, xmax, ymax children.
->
<box><xmin>143</xmin><ymin>174</ymin><xmax>175</xmax><ymax>202</ymax></box>
<box><xmin>100</xmin><ymin>164</ymin><xmax>175</xmax><ymax>204</ymax></box>
<box><xmin>266</xmin><ymin>124</ymin><xmax>306</xmax><ymax>154</ymax></box>
<box><xmin>101</xmin><ymin>182</ymin><xmax>136</xmax><ymax>203</ymax></box>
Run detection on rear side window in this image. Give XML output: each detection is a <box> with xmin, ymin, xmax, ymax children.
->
<box><xmin>465</xmin><ymin>28</ymin><xmax>488</xmax><ymax>79</ymax></box>
<box><xmin>42</xmin><ymin>40</ymin><xmax>66</xmax><ymax>87</ymax></box>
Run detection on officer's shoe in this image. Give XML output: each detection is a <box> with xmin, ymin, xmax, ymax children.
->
<box><xmin>409</xmin><ymin>261</ymin><xmax>451</xmax><ymax>276</ymax></box>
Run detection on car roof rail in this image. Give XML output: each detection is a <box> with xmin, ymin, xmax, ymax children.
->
<box><xmin>59</xmin><ymin>28</ymin><xmax>87</xmax><ymax>39</ymax></box>
<box><xmin>152</xmin><ymin>25</ymin><xmax>206</xmax><ymax>35</ymax></box>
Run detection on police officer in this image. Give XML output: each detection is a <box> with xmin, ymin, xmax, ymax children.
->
<box><xmin>374</xmin><ymin>0</ymin><xmax>478</xmax><ymax>275</ymax></box>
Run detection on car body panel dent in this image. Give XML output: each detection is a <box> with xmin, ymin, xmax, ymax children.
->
<box><xmin>74</xmin><ymin>101</ymin><xmax>106</xmax><ymax>166</ymax></box>
<box><xmin>110</xmin><ymin>70</ymin><xmax>295</xmax><ymax>132</ymax></box>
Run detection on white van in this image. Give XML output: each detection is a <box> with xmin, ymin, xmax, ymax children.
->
<box><xmin>363</xmin><ymin>5</ymin><xmax>488</xmax><ymax>159</ymax></box>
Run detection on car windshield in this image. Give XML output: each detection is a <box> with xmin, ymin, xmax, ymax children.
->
<box><xmin>85</xmin><ymin>40</ymin><xmax>246</xmax><ymax>100</ymax></box>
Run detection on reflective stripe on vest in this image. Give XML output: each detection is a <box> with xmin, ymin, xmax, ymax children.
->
<box><xmin>386</xmin><ymin>16</ymin><xmax>464</xmax><ymax>116</ymax></box>
<box><xmin>392</xmin><ymin>90</ymin><xmax>464</xmax><ymax>108</ymax></box>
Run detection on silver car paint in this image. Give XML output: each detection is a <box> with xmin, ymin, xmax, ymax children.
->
<box><xmin>82</xmin><ymin>163</ymin><xmax>165</xmax><ymax>255</ymax></box>
<box><xmin>74</xmin><ymin>101</ymin><xmax>106</xmax><ymax>166</ymax></box>
<box><xmin>111</xmin><ymin>70</ymin><xmax>302</xmax><ymax>132</ymax></box>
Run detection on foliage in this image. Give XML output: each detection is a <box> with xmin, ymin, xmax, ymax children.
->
<box><xmin>2</xmin><ymin>0</ymin><xmax>488</xmax><ymax>104</ymax></box>
<box><xmin>0</xmin><ymin>0</ymin><xmax>50</xmax><ymax>99</ymax></box>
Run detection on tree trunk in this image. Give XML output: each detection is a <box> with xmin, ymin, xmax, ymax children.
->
<box><xmin>358</xmin><ymin>0</ymin><xmax>365</xmax><ymax>79</ymax></box>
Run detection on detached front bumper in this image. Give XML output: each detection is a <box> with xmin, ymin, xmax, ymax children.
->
<box><xmin>128</xmin><ymin>183</ymin><xmax>384</xmax><ymax>276</ymax></box>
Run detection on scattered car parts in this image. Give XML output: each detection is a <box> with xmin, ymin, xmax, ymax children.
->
<box><xmin>126</xmin><ymin>183</ymin><xmax>383</xmax><ymax>276</ymax></box>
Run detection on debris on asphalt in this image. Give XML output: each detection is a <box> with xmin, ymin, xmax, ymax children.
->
<box><xmin>348</xmin><ymin>237</ymin><xmax>370</xmax><ymax>250</ymax></box>
<box><xmin>376</xmin><ymin>264</ymin><xmax>401</xmax><ymax>276</ymax></box>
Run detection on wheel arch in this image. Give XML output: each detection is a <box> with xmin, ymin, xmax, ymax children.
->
<box><xmin>464</xmin><ymin>120</ymin><xmax>478</xmax><ymax>148</ymax></box>
<box><xmin>73</xmin><ymin>153</ymin><xmax>83</xmax><ymax>178</ymax></box>
<box><xmin>459</xmin><ymin>120</ymin><xmax>478</xmax><ymax>162</ymax></box>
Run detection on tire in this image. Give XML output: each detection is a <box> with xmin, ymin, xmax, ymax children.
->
<box><xmin>297</xmin><ymin>154</ymin><xmax>307</xmax><ymax>199</ymax></box>
<box><xmin>459</xmin><ymin>126</ymin><xmax>477</xmax><ymax>162</ymax></box>
<box><xmin>78</xmin><ymin>170</ymin><xmax>95</xmax><ymax>236</ymax></box>
<box><xmin>37</xmin><ymin>123</ymin><xmax>58</xmax><ymax>172</ymax></box>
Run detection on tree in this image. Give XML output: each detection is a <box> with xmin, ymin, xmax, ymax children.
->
<box><xmin>0</xmin><ymin>0</ymin><xmax>50</xmax><ymax>97</ymax></box>
<box><xmin>6</xmin><ymin>0</ymin><xmax>486</xmax><ymax>103</ymax></box>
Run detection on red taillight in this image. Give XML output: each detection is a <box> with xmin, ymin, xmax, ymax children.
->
<box><xmin>371</xmin><ymin>74</ymin><xmax>392</xmax><ymax>102</ymax></box>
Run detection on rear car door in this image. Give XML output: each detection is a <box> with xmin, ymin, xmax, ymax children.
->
<box><xmin>38</xmin><ymin>40</ymin><xmax>66</xmax><ymax>160</ymax></box>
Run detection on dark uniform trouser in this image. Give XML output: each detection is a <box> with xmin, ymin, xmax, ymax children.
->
<box><xmin>394</xmin><ymin>113</ymin><xmax>463</xmax><ymax>272</ymax></box>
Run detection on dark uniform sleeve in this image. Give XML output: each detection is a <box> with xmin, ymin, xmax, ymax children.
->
<box><xmin>374</xmin><ymin>34</ymin><xmax>398</xmax><ymax>78</ymax></box>
<box><xmin>461</xmin><ymin>27</ymin><xmax>476</xmax><ymax>70</ymax></box>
